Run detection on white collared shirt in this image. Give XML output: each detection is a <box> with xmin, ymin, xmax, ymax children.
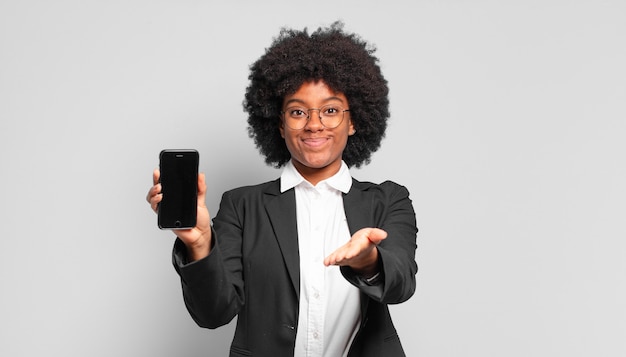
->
<box><xmin>281</xmin><ymin>161</ymin><xmax>361</xmax><ymax>357</ymax></box>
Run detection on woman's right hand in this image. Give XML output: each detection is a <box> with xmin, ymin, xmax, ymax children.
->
<box><xmin>146</xmin><ymin>168</ymin><xmax>213</xmax><ymax>261</ymax></box>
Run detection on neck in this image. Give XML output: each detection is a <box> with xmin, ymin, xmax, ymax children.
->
<box><xmin>292</xmin><ymin>160</ymin><xmax>342</xmax><ymax>186</ymax></box>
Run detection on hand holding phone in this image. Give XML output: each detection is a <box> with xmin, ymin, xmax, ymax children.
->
<box><xmin>157</xmin><ymin>149</ymin><xmax>199</xmax><ymax>229</ymax></box>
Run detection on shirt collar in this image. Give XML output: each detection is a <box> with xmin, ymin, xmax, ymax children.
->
<box><xmin>280</xmin><ymin>160</ymin><xmax>352</xmax><ymax>194</ymax></box>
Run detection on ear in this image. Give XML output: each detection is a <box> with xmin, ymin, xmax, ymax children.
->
<box><xmin>279</xmin><ymin>119</ymin><xmax>285</xmax><ymax>138</ymax></box>
<box><xmin>348</xmin><ymin>119</ymin><xmax>356</xmax><ymax>136</ymax></box>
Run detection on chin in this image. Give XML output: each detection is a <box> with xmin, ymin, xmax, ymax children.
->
<box><xmin>300</xmin><ymin>156</ymin><xmax>332</xmax><ymax>167</ymax></box>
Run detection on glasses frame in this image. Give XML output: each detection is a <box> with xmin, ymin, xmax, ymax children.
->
<box><xmin>281</xmin><ymin>105</ymin><xmax>350</xmax><ymax>130</ymax></box>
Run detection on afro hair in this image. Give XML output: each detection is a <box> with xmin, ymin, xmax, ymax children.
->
<box><xmin>243</xmin><ymin>21</ymin><xmax>389</xmax><ymax>168</ymax></box>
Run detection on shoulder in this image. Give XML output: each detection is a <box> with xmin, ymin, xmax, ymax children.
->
<box><xmin>349</xmin><ymin>178</ymin><xmax>415</xmax><ymax>216</ymax></box>
<box><xmin>346</xmin><ymin>178</ymin><xmax>417</xmax><ymax>232</ymax></box>
<box><xmin>350</xmin><ymin>178</ymin><xmax>412</xmax><ymax>198</ymax></box>
<box><xmin>214</xmin><ymin>179</ymin><xmax>282</xmax><ymax>218</ymax></box>
<box><xmin>221</xmin><ymin>178</ymin><xmax>281</xmax><ymax>201</ymax></box>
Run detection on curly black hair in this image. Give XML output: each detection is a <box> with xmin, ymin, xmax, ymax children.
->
<box><xmin>243</xmin><ymin>21</ymin><xmax>389</xmax><ymax>168</ymax></box>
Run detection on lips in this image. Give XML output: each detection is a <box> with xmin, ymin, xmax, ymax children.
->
<box><xmin>302</xmin><ymin>137</ymin><xmax>329</xmax><ymax>148</ymax></box>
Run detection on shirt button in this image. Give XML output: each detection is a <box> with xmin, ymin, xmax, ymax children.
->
<box><xmin>313</xmin><ymin>332</ymin><xmax>319</xmax><ymax>339</ymax></box>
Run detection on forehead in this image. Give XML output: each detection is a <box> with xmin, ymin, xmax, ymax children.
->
<box><xmin>283</xmin><ymin>80</ymin><xmax>348</xmax><ymax>106</ymax></box>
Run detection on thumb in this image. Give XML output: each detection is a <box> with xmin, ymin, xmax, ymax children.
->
<box><xmin>197</xmin><ymin>173</ymin><xmax>207</xmax><ymax>206</ymax></box>
<box><xmin>366</xmin><ymin>228</ymin><xmax>387</xmax><ymax>245</ymax></box>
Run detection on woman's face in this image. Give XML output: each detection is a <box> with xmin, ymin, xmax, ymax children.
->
<box><xmin>279</xmin><ymin>80</ymin><xmax>355</xmax><ymax>185</ymax></box>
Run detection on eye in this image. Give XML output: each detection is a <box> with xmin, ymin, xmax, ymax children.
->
<box><xmin>288</xmin><ymin>107</ymin><xmax>308</xmax><ymax>118</ymax></box>
<box><xmin>322</xmin><ymin>105</ymin><xmax>341</xmax><ymax>116</ymax></box>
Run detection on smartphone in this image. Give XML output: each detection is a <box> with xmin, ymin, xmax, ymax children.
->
<box><xmin>158</xmin><ymin>149</ymin><xmax>199</xmax><ymax>229</ymax></box>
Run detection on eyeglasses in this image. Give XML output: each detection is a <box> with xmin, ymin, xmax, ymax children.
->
<box><xmin>281</xmin><ymin>104</ymin><xmax>350</xmax><ymax>130</ymax></box>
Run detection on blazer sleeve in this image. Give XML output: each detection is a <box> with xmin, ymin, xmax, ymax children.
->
<box><xmin>342</xmin><ymin>181</ymin><xmax>418</xmax><ymax>304</ymax></box>
<box><xmin>172</xmin><ymin>190</ymin><xmax>245</xmax><ymax>329</ymax></box>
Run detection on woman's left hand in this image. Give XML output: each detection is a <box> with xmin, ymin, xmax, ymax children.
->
<box><xmin>323</xmin><ymin>227</ymin><xmax>387</xmax><ymax>277</ymax></box>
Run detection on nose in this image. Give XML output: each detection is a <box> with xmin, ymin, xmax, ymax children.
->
<box><xmin>304</xmin><ymin>109</ymin><xmax>324</xmax><ymax>130</ymax></box>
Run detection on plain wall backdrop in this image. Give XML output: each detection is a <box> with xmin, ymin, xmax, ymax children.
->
<box><xmin>1</xmin><ymin>0</ymin><xmax>625</xmax><ymax>356</ymax></box>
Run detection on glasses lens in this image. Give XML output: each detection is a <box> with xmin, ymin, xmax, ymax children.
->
<box><xmin>319</xmin><ymin>105</ymin><xmax>344</xmax><ymax>129</ymax></box>
<box><xmin>284</xmin><ymin>107</ymin><xmax>308</xmax><ymax>129</ymax></box>
<box><xmin>282</xmin><ymin>105</ymin><xmax>346</xmax><ymax>129</ymax></box>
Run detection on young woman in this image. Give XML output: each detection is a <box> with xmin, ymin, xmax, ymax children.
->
<box><xmin>147</xmin><ymin>22</ymin><xmax>418</xmax><ymax>357</ymax></box>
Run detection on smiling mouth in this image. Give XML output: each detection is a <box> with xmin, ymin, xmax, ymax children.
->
<box><xmin>302</xmin><ymin>137</ymin><xmax>329</xmax><ymax>147</ymax></box>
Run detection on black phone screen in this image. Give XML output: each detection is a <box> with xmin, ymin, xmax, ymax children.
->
<box><xmin>158</xmin><ymin>149</ymin><xmax>199</xmax><ymax>229</ymax></box>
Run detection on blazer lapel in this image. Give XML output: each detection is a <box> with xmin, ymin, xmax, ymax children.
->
<box><xmin>260</xmin><ymin>179</ymin><xmax>372</xmax><ymax>312</ymax></box>
<box><xmin>343</xmin><ymin>180</ymin><xmax>373</xmax><ymax>323</ymax></box>
<box><xmin>343</xmin><ymin>179</ymin><xmax>371</xmax><ymax>235</ymax></box>
<box><xmin>263</xmin><ymin>180</ymin><xmax>300</xmax><ymax>299</ymax></box>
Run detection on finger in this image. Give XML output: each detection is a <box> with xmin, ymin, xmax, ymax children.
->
<box><xmin>324</xmin><ymin>246</ymin><xmax>342</xmax><ymax>266</ymax></box>
<box><xmin>149</xmin><ymin>184</ymin><xmax>163</xmax><ymax>209</ymax></box>
<box><xmin>146</xmin><ymin>183</ymin><xmax>162</xmax><ymax>202</ymax></box>
<box><xmin>324</xmin><ymin>253</ymin><xmax>338</xmax><ymax>267</ymax></box>
<box><xmin>324</xmin><ymin>243</ymin><xmax>357</xmax><ymax>266</ymax></box>
<box><xmin>152</xmin><ymin>168</ymin><xmax>160</xmax><ymax>185</ymax></box>
<box><xmin>150</xmin><ymin>193</ymin><xmax>162</xmax><ymax>213</ymax></box>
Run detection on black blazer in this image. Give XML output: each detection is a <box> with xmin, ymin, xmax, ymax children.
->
<box><xmin>173</xmin><ymin>178</ymin><xmax>418</xmax><ymax>356</ymax></box>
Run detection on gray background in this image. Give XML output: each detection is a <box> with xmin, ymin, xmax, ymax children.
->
<box><xmin>1</xmin><ymin>0</ymin><xmax>625</xmax><ymax>356</ymax></box>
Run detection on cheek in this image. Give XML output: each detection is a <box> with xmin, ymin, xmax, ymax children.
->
<box><xmin>281</xmin><ymin>131</ymin><xmax>297</xmax><ymax>152</ymax></box>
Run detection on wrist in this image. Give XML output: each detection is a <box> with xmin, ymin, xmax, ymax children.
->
<box><xmin>355</xmin><ymin>264</ymin><xmax>379</xmax><ymax>279</ymax></box>
<box><xmin>354</xmin><ymin>244</ymin><xmax>380</xmax><ymax>276</ymax></box>
<box><xmin>184</xmin><ymin>231</ymin><xmax>212</xmax><ymax>262</ymax></box>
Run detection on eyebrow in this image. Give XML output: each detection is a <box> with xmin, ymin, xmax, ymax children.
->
<box><xmin>283</xmin><ymin>96</ymin><xmax>346</xmax><ymax>107</ymax></box>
